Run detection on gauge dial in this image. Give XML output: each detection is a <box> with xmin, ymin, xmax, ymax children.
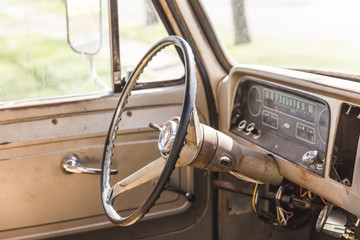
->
<box><xmin>318</xmin><ymin>109</ymin><xmax>329</xmax><ymax>144</ymax></box>
<box><xmin>247</xmin><ymin>86</ymin><xmax>262</xmax><ymax>116</ymax></box>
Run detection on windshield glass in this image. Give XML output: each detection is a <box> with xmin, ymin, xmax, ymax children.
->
<box><xmin>118</xmin><ymin>0</ymin><xmax>184</xmax><ymax>82</ymax></box>
<box><xmin>202</xmin><ymin>0</ymin><xmax>360</xmax><ymax>75</ymax></box>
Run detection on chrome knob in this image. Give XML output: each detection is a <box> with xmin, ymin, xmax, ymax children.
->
<box><xmin>237</xmin><ymin>120</ymin><xmax>247</xmax><ymax>131</ymax></box>
<box><xmin>245</xmin><ymin>122</ymin><xmax>254</xmax><ymax>135</ymax></box>
<box><xmin>302</xmin><ymin>150</ymin><xmax>319</xmax><ymax>165</ymax></box>
<box><xmin>245</xmin><ymin>122</ymin><xmax>261</xmax><ymax>138</ymax></box>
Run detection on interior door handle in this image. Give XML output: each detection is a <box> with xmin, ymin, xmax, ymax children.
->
<box><xmin>61</xmin><ymin>155</ymin><xmax>118</xmax><ymax>175</ymax></box>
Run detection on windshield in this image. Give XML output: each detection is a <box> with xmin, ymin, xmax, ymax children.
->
<box><xmin>202</xmin><ymin>0</ymin><xmax>360</xmax><ymax>75</ymax></box>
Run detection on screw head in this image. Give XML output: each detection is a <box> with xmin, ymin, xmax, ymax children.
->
<box><xmin>219</xmin><ymin>156</ymin><xmax>232</xmax><ymax>169</ymax></box>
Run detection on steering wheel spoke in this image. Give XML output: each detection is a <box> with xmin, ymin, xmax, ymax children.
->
<box><xmin>110</xmin><ymin>157</ymin><xmax>166</xmax><ymax>202</ymax></box>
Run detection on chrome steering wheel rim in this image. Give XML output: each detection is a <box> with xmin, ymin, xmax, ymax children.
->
<box><xmin>100</xmin><ymin>36</ymin><xmax>197</xmax><ymax>226</ymax></box>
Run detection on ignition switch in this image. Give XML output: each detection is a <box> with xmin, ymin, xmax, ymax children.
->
<box><xmin>302</xmin><ymin>150</ymin><xmax>319</xmax><ymax>165</ymax></box>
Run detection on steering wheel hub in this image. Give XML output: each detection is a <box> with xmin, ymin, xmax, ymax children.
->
<box><xmin>159</xmin><ymin>117</ymin><xmax>179</xmax><ymax>157</ymax></box>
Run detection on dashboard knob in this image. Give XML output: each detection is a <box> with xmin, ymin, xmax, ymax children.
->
<box><xmin>244</xmin><ymin>123</ymin><xmax>261</xmax><ymax>138</ymax></box>
<box><xmin>245</xmin><ymin>122</ymin><xmax>255</xmax><ymax>135</ymax></box>
<box><xmin>237</xmin><ymin>120</ymin><xmax>247</xmax><ymax>131</ymax></box>
<box><xmin>302</xmin><ymin>150</ymin><xmax>319</xmax><ymax>165</ymax></box>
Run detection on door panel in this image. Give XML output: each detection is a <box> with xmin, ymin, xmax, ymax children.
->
<box><xmin>0</xmin><ymin>85</ymin><xmax>195</xmax><ymax>238</ymax></box>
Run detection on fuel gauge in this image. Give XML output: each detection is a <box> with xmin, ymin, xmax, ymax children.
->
<box><xmin>247</xmin><ymin>86</ymin><xmax>262</xmax><ymax>116</ymax></box>
<box><xmin>318</xmin><ymin>109</ymin><xmax>329</xmax><ymax>144</ymax></box>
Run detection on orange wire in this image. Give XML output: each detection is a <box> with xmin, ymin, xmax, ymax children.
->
<box><xmin>280</xmin><ymin>208</ymin><xmax>294</xmax><ymax>215</ymax></box>
<box><xmin>300</xmin><ymin>186</ymin><xmax>309</xmax><ymax>198</ymax></box>
<box><xmin>300</xmin><ymin>191</ymin><xmax>308</xmax><ymax>197</ymax></box>
<box><xmin>280</xmin><ymin>207</ymin><xmax>294</xmax><ymax>219</ymax></box>
<box><xmin>320</xmin><ymin>196</ymin><xmax>327</xmax><ymax>205</ymax></box>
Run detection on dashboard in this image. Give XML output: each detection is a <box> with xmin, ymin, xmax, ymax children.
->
<box><xmin>230</xmin><ymin>79</ymin><xmax>329</xmax><ymax>177</ymax></box>
<box><xmin>218</xmin><ymin>66</ymin><xmax>360</xmax><ymax>219</ymax></box>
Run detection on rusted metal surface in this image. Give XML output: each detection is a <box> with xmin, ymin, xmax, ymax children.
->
<box><xmin>233</xmin><ymin>148</ymin><xmax>283</xmax><ymax>185</ymax></box>
<box><xmin>190</xmin><ymin>124</ymin><xmax>217</xmax><ymax>169</ymax></box>
<box><xmin>190</xmin><ymin>123</ymin><xmax>282</xmax><ymax>185</ymax></box>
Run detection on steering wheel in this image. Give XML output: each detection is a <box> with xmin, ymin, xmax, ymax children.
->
<box><xmin>101</xmin><ymin>36</ymin><xmax>197</xmax><ymax>226</ymax></box>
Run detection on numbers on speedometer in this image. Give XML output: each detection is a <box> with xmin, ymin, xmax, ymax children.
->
<box><xmin>247</xmin><ymin>86</ymin><xmax>262</xmax><ymax>117</ymax></box>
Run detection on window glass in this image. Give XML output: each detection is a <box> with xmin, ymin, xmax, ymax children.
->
<box><xmin>118</xmin><ymin>0</ymin><xmax>184</xmax><ymax>82</ymax></box>
<box><xmin>202</xmin><ymin>0</ymin><xmax>360</xmax><ymax>75</ymax></box>
<box><xmin>0</xmin><ymin>0</ymin><xmax>111</xmax><ymax>103</ymax></box>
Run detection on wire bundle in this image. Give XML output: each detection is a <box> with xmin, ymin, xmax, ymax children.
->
<box><xmin>300</xmin><ymin>186</ymin><xmax>327</xmax><ymax>205</ymax></box>
<box><xmin>275</xmin><ymin>186</ymin><xmax>293</xmax><ymax>226</ymax></box>
<box><xmin>252</xmin><ymin>184</ymin><xmax>294</xmax><ymax>226</ymax></box>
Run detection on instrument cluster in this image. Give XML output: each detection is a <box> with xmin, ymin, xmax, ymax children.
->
<box><xmin>230</xmin><ymin>79</ymin><xmax>330</xmax><ymax>176</ymax></box>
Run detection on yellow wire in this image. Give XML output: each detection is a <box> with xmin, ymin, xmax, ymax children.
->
<box><xmin>276</xmin><ymin>206</ymin><xmax>281</xmax><ymax>224</ymax></box>
<box><xmin>252</xmin><ymin>183</ymin><xmax>258</xmax><ymax>213</ymax></box>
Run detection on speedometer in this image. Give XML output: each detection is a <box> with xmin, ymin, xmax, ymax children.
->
<box><xmin>263</xmin><ymin>88</ymin><xmax>317</xmax><ymax>124</ymax></box>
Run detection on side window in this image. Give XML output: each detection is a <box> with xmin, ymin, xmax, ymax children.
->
<box><xmin>118</xmin><ymin>0</ymin><xmax>184</xmax><ymax>82</ymax></box>
<box><xmin>0</xmin><ymin>0</ymin><xmax>111</xmax><ymax>103</ymax></box>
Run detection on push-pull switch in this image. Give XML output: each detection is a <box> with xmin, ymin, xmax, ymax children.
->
<box><xmin>237</xmin><ymin>120</ymin><xmax>247</xmax><ymax>131</ymax></box>
<box><xmin>245</xmin><ymin>123</ymin><xmax>261</xmax><ymax>139</ymax></box>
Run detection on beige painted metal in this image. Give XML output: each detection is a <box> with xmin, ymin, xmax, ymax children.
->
<box><xmin>217</xmin><ymin>65</ymin><xmax>360</xmax><ymax>218</ymax></box>
<box><xmin>110</xmin><ymin>157</ymin><xmax>166</xmax><ymax>199</ymax></box>
<box><xmin>0</xmin><ymin>84</ymin><xmax>197</xmax><ymax>239</ymax></box>
<box><xmin>0</xmin><ymin>85</ymin><xmax>184</xmax><ymax>124</ymax></box>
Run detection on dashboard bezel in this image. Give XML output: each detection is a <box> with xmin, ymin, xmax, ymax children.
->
<box><xmin>230</xmin><ymin>78</ymin><xmax>330</xmax><ymax>177</ymax></box>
